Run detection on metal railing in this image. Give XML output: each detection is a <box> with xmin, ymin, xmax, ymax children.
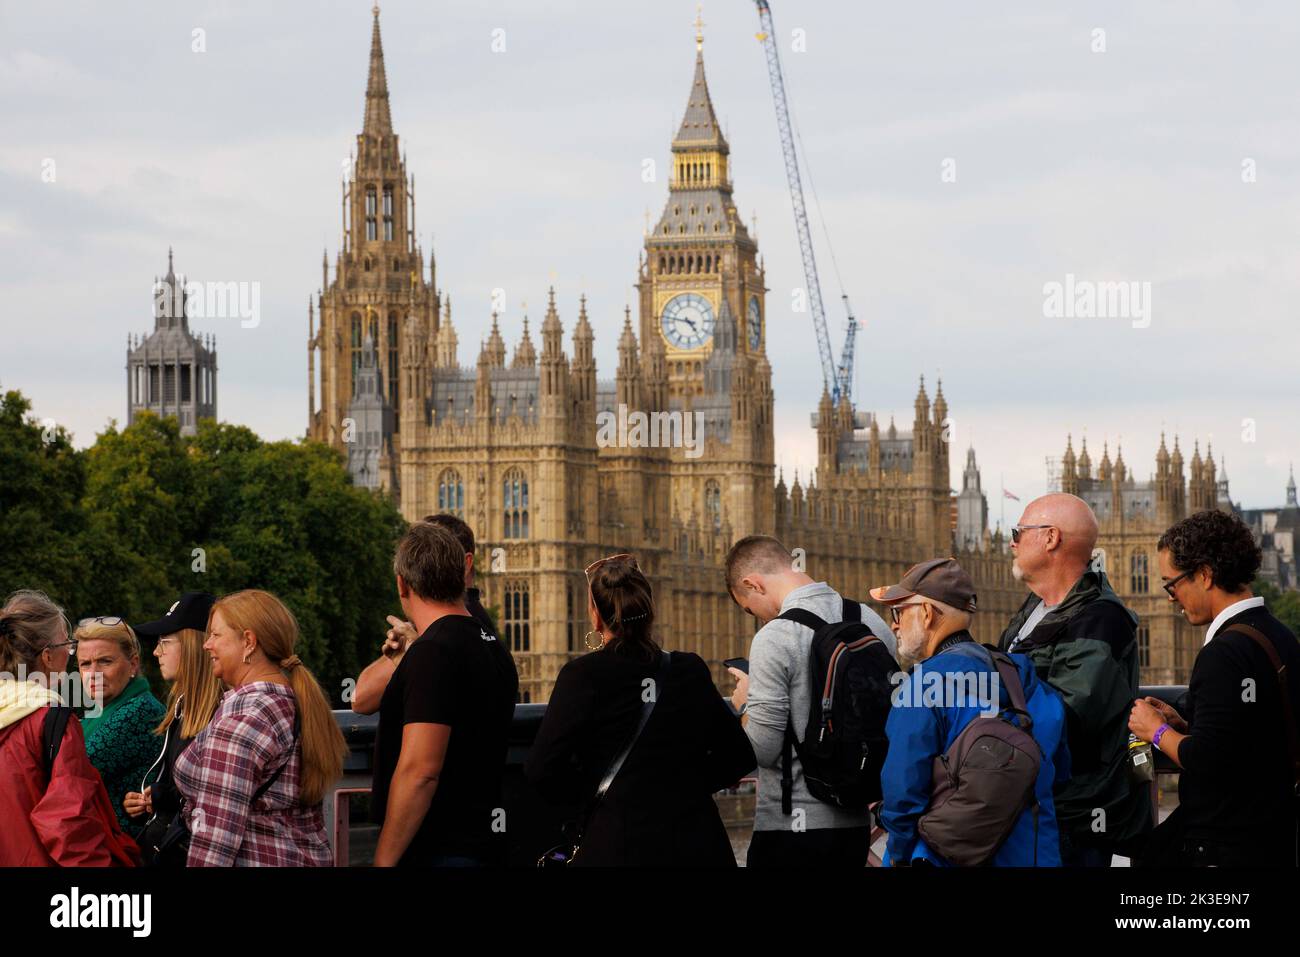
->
<box><xmin>330</xmin><ymin>687</ymin><xmax>1186</xmax><ymax>866</ymax></box>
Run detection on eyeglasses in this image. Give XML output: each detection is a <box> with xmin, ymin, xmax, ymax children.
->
<box><xmin>585</xmin><ymin>553</ymin><xmax>637</xmax><ymax>581</ymax></box>
<box><xmin>1011</xmin><ymin>524</ymin><xmax>1056</xmax><ymax>544</ymax></box>
<box><xmin>1162</xmin><ymin>569</ymin><xmax>1195</xmax><ymax>598</ymax></box>
<box><xmin>46</xmin><ymin>638</ymin><xmax>79</xmax><ymax>654</ymax></box>
<box><xmin>889</xmin><ymin>601</ymin><xmax>939</xmax><ymax>625</ymax></box>
<box><xmin>77</xmin><ymin>616</ymin><xmax>124</xmax><ymax>628</ymax></box>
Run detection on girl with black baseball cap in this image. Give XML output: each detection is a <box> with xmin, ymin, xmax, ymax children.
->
<box><xmin>123</xmin><ymin>592</ymin><xmax>224</xmax><ymax>866</ymax></box>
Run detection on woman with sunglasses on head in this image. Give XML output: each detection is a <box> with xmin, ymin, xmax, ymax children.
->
<box><xmin>0</xmin><ymin>590</ymin><xmax>138</xmax><ymax>865</ymax></box>
<box><xmin>75</xmin><ymin>616</ymin><xmax>165</xmax><ymax>837</ymax></box>
<box><xmin>121</xmin><ymin>593</ymin><xmax>224</xmax><ymax>865</ymax></box>
<box><xmin>526</xmin><ymin>554</ymin><xmax>756</xmax><ymax>866</ymax></box>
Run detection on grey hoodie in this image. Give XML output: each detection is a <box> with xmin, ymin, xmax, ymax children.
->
<box><xmin>744</xmin><ymin>581</ymin><xmax>897</xmax><ymax>832</ymax></box>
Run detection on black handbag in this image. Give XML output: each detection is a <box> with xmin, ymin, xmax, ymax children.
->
<box><xmin>538</xmin><ymin>651</ymin><xmax>671</xmax><ymax>867</ymax></box>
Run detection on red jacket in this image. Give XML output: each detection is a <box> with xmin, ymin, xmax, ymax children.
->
<box><xmin>0</xmin><ymin>707</ymin><xmax>139</xmax><ymax>866</ymax></box>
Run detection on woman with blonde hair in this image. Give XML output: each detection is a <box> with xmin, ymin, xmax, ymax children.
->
<box><xmin>0</xmin><ymin>589</ymin><xmax>138</xmax><ymax>866</ymax></box>
<box><xmin>173</xmin><ymin>589</ymin><xmax>346</xmax><ymax>866</ymax></box>
<box><xmin>122</xmin><ymin>592</ymin><xmax>224</xmax><ymax>866</ymax></box>
<box><xmin>75</xmin><ymin>615</ymin><xmax>164</xmax><ymax>835</ymax></box>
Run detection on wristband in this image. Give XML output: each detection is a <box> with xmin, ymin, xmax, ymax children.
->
<box><xmin>1152</xmin><ymin>723</ymin><xmax>1171</xmax><ymax>749</ymax></box>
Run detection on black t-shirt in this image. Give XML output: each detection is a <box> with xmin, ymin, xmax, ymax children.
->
<box><xmin>372</xmin><ymin>613</ymin><xmax>519</xmax><ymax>863</ymax></box>
<box><xmin>465</xmin><ymin>587</ymin><xmax>497</xmax><ymax>638</ymax></box>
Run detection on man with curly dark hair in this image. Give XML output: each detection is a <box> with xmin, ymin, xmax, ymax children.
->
<box><xmin>1129</xmin><ymin>508</ymin><xmax>1300</xmax><ymax>866</ymax></box>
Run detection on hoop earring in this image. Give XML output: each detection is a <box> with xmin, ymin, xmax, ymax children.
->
<box><xmin>583</xmin><ymin>630</ymin><xmax>603</xmax><ymax>652</ymax></box>
<box><xmin>242</xmin><ymin>652</ymin><xmax>252</xmax><ymax>664</ymax></box>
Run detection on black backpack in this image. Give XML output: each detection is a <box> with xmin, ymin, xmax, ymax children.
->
<box><xmin>41</xmin><ymin>705</ymin><xmax>74</xmax><ymax>778</ymax></box>
<box><xmin>776</xmin><ymin>598</ymin><xmax>898</xmax><ymax>813</ymax></box>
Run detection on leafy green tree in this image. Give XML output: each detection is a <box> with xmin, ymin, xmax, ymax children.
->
<box><xmin>1256</xmin><ymin>580</ymin><xmax>1300</xmax><ymax>636</ymax></box>
<box><xmin>1</xmin><ymin>392</ymin><xmax>407</xmax><ymax>705</ymax></box>
<box><xmin>0</xmin><ymin>389</ymin><xmax>90</xmax><ymax>615</ymax></box>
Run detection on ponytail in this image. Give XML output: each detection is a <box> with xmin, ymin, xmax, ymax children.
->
<box><xmin>588</xmin><ymin>558</ymin><xmax>659</xmax><ymax>662</ymax></box>
<box><xmin>281</xmin><ymin>655</ymin><xmax>346</xmax><ymax>806</ymax></box>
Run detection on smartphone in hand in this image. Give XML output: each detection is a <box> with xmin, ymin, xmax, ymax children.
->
<box><xmin>724</xmin><ymin>657</ymin><xmax>749</xmax><ymax>675</ymax></box>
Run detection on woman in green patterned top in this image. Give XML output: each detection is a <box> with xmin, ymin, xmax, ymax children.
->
<box><xmin>75</xmin><ymin>617</ymin><xmax>164</xmax><ymax>836</ymax></box>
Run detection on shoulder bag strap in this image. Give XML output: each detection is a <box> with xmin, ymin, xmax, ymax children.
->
<box><xmin>1223</xmin><ymin>623</ymin><xmax>1299</xmax><ymax>790</ymax></box>
<box><xmin>252</xmin><ymin>708</ymin><xmax>302</xmax><ymax>804</ymax></box>
<box><xmin>981</xmin><ymin>646</ymin><xmax>1034</xmax><ymax>735</ymax></box>
<box><xmin>591</xmin><ymin>650</ymin><xmax>672</xmax><ymax>807</ymax></box>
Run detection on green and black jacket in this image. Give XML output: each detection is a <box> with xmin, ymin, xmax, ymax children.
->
<box><xmin>998</xmin><ymin>571</ymin><xmax>1153</xmax><ymax>852</ymax></box>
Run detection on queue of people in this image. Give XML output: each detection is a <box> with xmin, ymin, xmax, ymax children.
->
<box><xmin>1</xmin><ymin>498</ymin><xmax>1295</xmax><ymax>868</ymax></box>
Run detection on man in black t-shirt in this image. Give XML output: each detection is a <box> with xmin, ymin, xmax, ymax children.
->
<box><xmin>371</xmin><ymin>522</ymin><xmax>518</xmax><ymax>866</ymax></box>
<box><xmin>352</xmin><ymin>513</ymin><xmax>505</xmax><ymax>715</ymax></box>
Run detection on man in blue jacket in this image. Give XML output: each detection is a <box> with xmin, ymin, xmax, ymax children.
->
<box><xmin>872</xmin><ymin>558</ymin><xmax>1072</xmax><ymax>866</ymax></box>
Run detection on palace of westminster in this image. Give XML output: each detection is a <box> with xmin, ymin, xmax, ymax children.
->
<box><xmin>131</xmin><ymin>11</ymin><xmax>1295</xmax><ymax>701</ymax></box>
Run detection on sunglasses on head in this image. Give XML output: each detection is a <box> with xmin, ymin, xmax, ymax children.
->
<box><xmin>585</xmin><ymin>553</ymin><xmax>638</xmax><ymax>581</ymax></box>
<box><xmin>78</xmin><ymin>616</ymin><xmax>125</xmax><ymax>628</ymax></box>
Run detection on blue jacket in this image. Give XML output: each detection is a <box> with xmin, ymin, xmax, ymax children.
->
<box><xmin>881</xmin><ymin>637</ymin><xmax>1071</xmax><ymax>866</ymax></box>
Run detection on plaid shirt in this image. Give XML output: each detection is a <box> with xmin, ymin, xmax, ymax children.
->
<box><xmin>173</xmin><ymin>682</ymin><xmax>332</xmax><ymax>867</ymax></box>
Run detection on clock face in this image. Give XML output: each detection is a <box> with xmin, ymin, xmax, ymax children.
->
<box><xmin>747</xmin><ymin>296</ymin><xmax>762</xmax><ymax>350</ymax></box>
<box><xmin>660</xmin><ymin>293</ymin><xmax>715</xmax><ymax>350</ymax></box>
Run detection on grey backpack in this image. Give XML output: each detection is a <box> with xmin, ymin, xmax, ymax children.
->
<box><xmin>917</xmin><ymin>645</ymin><xmax>1042</xmax><ymax>866</ymax></box>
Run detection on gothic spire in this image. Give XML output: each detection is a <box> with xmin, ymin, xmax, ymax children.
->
<box><xmin>673</xmin><ymin>30</ymin><xmax>728</xmax><ymax>153</ymax></box>
<box><xmin>363</xmin><ymin>6</ymin><xmax>393</xmax><ymax>138</ymax></box>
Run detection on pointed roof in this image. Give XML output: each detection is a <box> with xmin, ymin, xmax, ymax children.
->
<box><xmin>512</xmin><ymin>317</ymin><xmax>537</xmax><ymax>368</ymax></box>
<box><xmin>618</xmin><ymin>306</ymin><xmax>638</xmax><ymax>353</ymax></box>
<box><xmin>673</xmin><ymin>49</ymin><xmax>728</xmax><ymax>152</ymax></box>
<box><xmin>363</xmin><ymin>6</ymin><xmax>393</xmax><ymax>137</ymax></box>
<box><xmin>573</xmin><ymin>294</ymin><xmax>593</xmax><ymax>344</ymax></box>
<box><xmin>485</xmin><ymin>312</ymin><xmax>506</xmax><ymax>368</ymax></box>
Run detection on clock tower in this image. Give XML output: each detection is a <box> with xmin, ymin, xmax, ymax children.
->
<box><xmin>637</xmin><ymin>27</ymin><xmax>766</xmax><ymax>402</ymax></box>
<box><xmin>635</xmin><ymin>22</ymin><xmax>774</xmax><ymax>541</ymax></box>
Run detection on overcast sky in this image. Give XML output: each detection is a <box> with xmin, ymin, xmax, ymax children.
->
<box><xmin>2</xmin><ymin>0</ymin><xmax>1297</xmax><ymax>514</ymax></box>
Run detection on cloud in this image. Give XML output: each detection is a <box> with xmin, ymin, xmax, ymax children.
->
<box><xmin>0</xmin><ymin>0</ymin><xmax>1295</xmax><ymax>512</ymax></box>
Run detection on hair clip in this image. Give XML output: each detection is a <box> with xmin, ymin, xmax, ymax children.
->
<box><xmin>619</xmin><ymin>612</ymin><xmax>648</xmax><ymax>623</ymax></box>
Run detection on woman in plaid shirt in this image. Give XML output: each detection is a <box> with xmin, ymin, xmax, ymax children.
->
<box><xmin>174</xmin><ymin>590</ymin><xmax>346</xmax><ymax>866</ymax></box>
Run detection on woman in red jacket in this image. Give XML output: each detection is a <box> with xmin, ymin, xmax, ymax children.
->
<box><xmin>0</xmin><ymin>589</ymin><xmax>138</xmax><ymax>866</ymax></box>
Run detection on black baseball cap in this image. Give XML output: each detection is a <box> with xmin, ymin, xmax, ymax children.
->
<box><xmin>132</xmin><ymin>592</ymin><xmax>216</xmax><ymax>637</ymax></box>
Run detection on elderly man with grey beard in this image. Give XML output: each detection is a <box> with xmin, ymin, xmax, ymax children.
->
<box><xmin>998</xmin><ymin>492</ymin><xmax>1151</xmax><ymax>866</ymax></box>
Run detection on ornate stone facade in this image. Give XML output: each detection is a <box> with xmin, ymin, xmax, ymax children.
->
<box><xmin>1061</xmin><ymin>434</ymin><xmax>1231</xmax><ymax>684</ymax></box>
<box><xmin>308</xmin><ymin>12</ymin><xmax>1041</xmax><ymax>700</ymax></box>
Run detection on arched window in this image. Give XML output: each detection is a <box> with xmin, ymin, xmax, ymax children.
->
<box><xmin>1130</xmin><ymin>551</ymin><xmax>1149</xmax><ymax>594</ymax></box>
<box><xmin>503</xmin><ymin>469</ymin><xmax>529</xmax><ymax>539</ymax></box>
<box><xmin>1137</xmin><ymin>623</ymin><xmax>1150</xmax><ymax>670</ymax></box>
<box><xmin>704</xmin><ymin>480</ymin><xmax>721</xmax><ymax>530</ymax></box>
<box><xmin>365</xmin><ymin>187</ymin><xmax>377</xmax><ymax>241</ymax></box>
<box><xmin>350</xmin><ymin>313</ymin><xmax>362</xmax><ymax>386</ymax></box>
<box><xmin>503</xmin><ymin>581</ymin><xmax>530</xmax><ymax>652</ymax></box>
<box><xmin>437</xmin><ymin>468</ymin><xmax>464</xmax><ymax>516</ymax></box>
<box><xmin>382</xmin><ymin>186</ymin><xmax>394</xmax><ymax>241</ymax></box>
<box><xmin>387</xmin><ymin>314</ymin><xmax>399</xmax><ymax>409</ymax></box>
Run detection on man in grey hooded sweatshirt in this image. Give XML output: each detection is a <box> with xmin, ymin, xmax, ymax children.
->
<box><xmin>725</xmin><ymin>535</ymin><xmax>897</xmax><ymax>867</ymax></box>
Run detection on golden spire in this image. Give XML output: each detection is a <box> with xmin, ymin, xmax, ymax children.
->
<box><xmin>694</xmin><ymin>4</ymin><xmax>705</xmax><ymax>52</ymax></box>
